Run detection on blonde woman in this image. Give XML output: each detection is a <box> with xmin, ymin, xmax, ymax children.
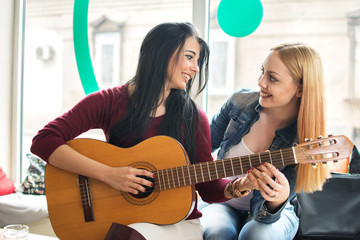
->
<box><xmin>199</xmin><ymin>43</ymin><xmax>330</xmax><ymax>240</ymax></box>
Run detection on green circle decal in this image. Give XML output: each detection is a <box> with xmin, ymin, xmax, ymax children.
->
<box><xmin>73</xmin><ymin>0</ymin><xmax>99</xmax><ymax>95</ymax></box>
<box><xmin>217</xmin><ymin>0</ymin><xmax>263</xmax><ymax>38</ymax></box>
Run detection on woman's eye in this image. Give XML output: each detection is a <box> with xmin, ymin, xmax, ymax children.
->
<box><xmin>269</xmin><ymin>75</ymin><xmax>278</xmax><ymax>82</ymax></box>
<box><xmin>186</xmin><ymin>55</ymin><xmax>193</xmax><ymax>60</ymax></box>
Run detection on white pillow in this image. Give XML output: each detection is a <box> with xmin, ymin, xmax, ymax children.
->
<box><xmin>0</xmin><ymin>192</ymin><xmax>48</xmax><ymax>227</ymax></box>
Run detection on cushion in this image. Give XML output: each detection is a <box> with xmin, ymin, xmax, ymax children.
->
<box><xmin>0</xmin><ymin>192</ymin><xmax>48</xmax><ymax>227</ymax></box>
<box><xmin>16</xmin><ymin>154</ymin><xmax>46</xmax><ymax>195</ymax></box>
<box><xmin>0</xmin><ymin>167</ymin><xmax>15</xmax><ymax>196</ymax></box>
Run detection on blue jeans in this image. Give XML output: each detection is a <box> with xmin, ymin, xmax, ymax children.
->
<box><xmin>198</xmin><ymin>199</ymin><xmax>299</xmax><ymax>240</ymax></box>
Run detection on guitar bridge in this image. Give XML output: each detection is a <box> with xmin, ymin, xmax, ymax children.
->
<box><xmin>78</xmin><ymin>175</ymin><xmax>95</xmax><ymax>222</ymax></box>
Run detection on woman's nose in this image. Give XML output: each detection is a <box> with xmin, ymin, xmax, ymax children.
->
<box><xmin>191</xmin><ymin>62</ymin><xmax>199</xmax><ymax>73</ymax></box>
<box><xmin>257</xmin><ymin>74</ymin><xmax>266</xmax><ymax>88</ymax></box>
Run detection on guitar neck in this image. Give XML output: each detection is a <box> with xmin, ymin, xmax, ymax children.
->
<box><xmin>155</xmin><ymin>147</ymin><xmax>296</xmax><ymax>191</ymax></box>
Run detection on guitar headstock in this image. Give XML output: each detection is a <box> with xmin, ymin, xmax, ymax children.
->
<box><xmin>294</xmin><ymin>135</ymin><xmax>353</xmax><ymax>165</ymax></box>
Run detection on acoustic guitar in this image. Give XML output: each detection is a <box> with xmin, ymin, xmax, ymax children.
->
<box><xmin>45</xmin><ymin>135</ymin><xmax>353</xmax><ymax>239</ymax></box>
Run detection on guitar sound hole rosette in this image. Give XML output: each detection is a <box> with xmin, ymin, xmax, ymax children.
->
<box><xmin>121</xmin><ymin>161</ymin><xmax>159</xmax><ymax>205</ymax></box>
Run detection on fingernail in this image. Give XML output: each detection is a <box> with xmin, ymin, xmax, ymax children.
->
<box><xmin>251</xmin><ymin>167</ymin><xmax>255</xmax><ymax>170</ymax></box>
<box><xmin>246</xmin><ymin>170</ymin><xmax>250</xmax><ymax>174</ymax></box>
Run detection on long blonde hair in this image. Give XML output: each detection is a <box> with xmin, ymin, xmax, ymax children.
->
<box><xmin>272</xmin><ymin>43</ymin><xmax>330</xmax><ymax>193</ymax></box>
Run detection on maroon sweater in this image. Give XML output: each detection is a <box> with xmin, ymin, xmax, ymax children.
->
<box><xmin>31</xmin><ymin>84</ymin><xmax>229</xmax><ymax>219</ymax></box>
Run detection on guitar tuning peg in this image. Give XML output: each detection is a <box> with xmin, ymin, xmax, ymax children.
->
<box><xmin>333</xmin><ymin>160</ymin><xmax>338</xmax><ymax>163</ymax></box>
<box><xmin>304</xmin><ymin>138</ymin><xmax>312</xmax><ymax>142</ymax></box>
<box><xmin>328</xmin><ymin>134</ymin><xmax>333</xmax><ymax>137</ymax></box>
<box><xmin>311</xmin><ymin>163</ymin><xmax>317</xmax><ymax>168</ymax></box>
<box><xmin>322</xmin><ymin>162</ymin><xmax>327</xmax><ymax>166</ymax></box>
<box><xmin>317</xmin><ymin>135</ymin><xmax>323</xmax><ymax>139</ymax></box>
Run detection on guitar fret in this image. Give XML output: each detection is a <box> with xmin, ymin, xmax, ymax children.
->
<box><xmin>157</xmin><ymin>170</ymin><xmax>162</xmax><ymax>191</ymax></box>
<box><xmin>223</xmin><ymin>159</ymin><xmax>233</xmax><ymax>178</ymax></box>
<box><xmin>215</xmin><ymin>161</ymin><xmax>219</xmax><ymax>179</ymax></box>
<box><xmin>280</xmin><ymin>149</ymin><xmax>285</xmax><ymax>166</ymax></box>
<box><xmin>175</xmin><ymin>167</ymin><xmax>180</xmax><ymax>188</ymax></box>
<box><xmin>162</xmin><ymin>169</ymin><xmax>167</xmax><ymax>190</ymax></box>
<box><xmin>159</xmin><ymin>170</ymin><xmax>162</xmax><ymax>190</ymax></box>
<box><xmin>269</xmin><ymin>151</ymin><xmax>273</xmax><ymax>165</ymax></box>
<box><xmin>222</xmin><ymin>161</ymin><xmax>226</xmax><ymax>177</ymax></box>
<box><xmin>239</xmin><ymin>157</ymin><xmax>243</xmax><ymax>174</ymax></box>
<box><xmin>193</xmin><ymin>165</ymin><xmax>198</xmax><ymax>183</ymax></box>
<box><xmin>207</xmin><ymin>162</ymin><xmax>211</xmax><ymax>181</ymax></box>
<box><xmin>171</xmin><ymin>168</ymin><xmax>175</xmax><ymax>189</ymax></box>
<box><xmin>187</xmin><ymin>165</ymin><xmax>192</xmax><ymax>184</ymax></box>
<box><xmin>248</xmin><ymin>155</ymin><xmax>252</xmax><ymax>168</ymax></box>
<box><xmin>200</xmin><ymin>163</ymin><xmax>205</xmax><ymax>182</ymax></box>
<box><xmin>230</xmin><ymin>158</ymin><xmax>235</xmax><ymax>176</ymax></box>
<box><xmin>181</xmin><ymin>166</ymin><xmax>186</xmax><ymax>186</ymax></box>
<box><xmin>167</xmin><ymin>169</ymin><xmax>171</xmax><ymax>189</ymax></box>
<box><xmin>258</xmin><ymin>153</ymin><xmax>261</xmax><ymax>163</ymax></box>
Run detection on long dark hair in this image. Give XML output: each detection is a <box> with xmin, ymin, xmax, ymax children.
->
<box><xmin>109</xmin><ymin>22</ymin><xmax>209</xmax><ymax>164</ymax></box>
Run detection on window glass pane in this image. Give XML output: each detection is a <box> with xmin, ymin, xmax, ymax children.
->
<box><xmin>208</xmin><ymin>0</ymin><xmax>360</xmax><ymax>148</ymax></box>
<box><xmin>23</xmin><ymin>0</ymin><xmax>193</xmax><ymax>178</ymax></box>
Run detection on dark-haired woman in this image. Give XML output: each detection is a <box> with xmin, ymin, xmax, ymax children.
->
<box><xmin>31</xmin><ymin>22</ymin><xmax>232</xmax><ymax>239</ymax></box>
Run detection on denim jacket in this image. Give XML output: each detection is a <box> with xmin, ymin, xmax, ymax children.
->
<box><xmin>210</xmin><ymin>89</ymin><xmax>298</xmax><ymax>224</ymax></box>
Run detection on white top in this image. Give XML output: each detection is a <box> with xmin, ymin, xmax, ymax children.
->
<box><xmin>221</xmin><ymin>138</ymin><xmax>254</xmax><ymax>210</ymax></box>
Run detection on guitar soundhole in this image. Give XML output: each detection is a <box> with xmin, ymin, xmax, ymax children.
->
<box><xmin>130</xmin><ymin>175</ymin><xmax>155</xmax><ymax>199</ymax></box>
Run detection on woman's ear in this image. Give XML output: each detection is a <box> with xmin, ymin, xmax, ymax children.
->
<box><xmin>296</xmin><ymin>85</ymin><xmax>302</xmax><ymax>97</ymax></box>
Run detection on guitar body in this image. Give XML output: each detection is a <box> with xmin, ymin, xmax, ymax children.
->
<box><xmin>45</xmin><ymin>136</ymin><xmax>195</xmax><ymax>240</ymax></box>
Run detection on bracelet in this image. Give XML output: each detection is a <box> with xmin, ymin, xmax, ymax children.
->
<box><xmin>226</xmin><ymin>177</ymin><xmax>251</xmax><ymax>199</ymax></box>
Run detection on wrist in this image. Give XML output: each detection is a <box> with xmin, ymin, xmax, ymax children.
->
<box><xmin>226</xmin><ymin>177</ymin><xmax>251</xmax><ymax>199</ymax></box>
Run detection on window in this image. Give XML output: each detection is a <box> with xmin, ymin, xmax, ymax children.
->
<box><xmin>93</xmin><ymin>16</ymin><xmax>123</xmax><ymax>89</ymax></box>
<box><xmin>9</xmin><ymin>0</ymin><xmax>360</xmax><ymax>181</ymax></box>
<box><xmin>17</xmin><ymin>0</ymin><xmax>194</xmax><ymax>181</ymax></box>
<box><xmin>208</xmin><ymin>29</ymin><xmax>235</xmax><ymax>96</ymax></box>
<box><xmin>94</xmin><ymin>32</ymin><xmax>121</xmax><ymax>89</ymax></box>
<box><xmin>348</xmin><ymin>9</ymin><xmax>360</xmax><ymax>99</ymax></box>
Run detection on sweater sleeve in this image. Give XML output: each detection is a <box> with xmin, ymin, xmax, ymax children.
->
<box><xmin>30</xmin><ymin>86</ymin><xmax>127</xmax><ymax>162</ymax></box>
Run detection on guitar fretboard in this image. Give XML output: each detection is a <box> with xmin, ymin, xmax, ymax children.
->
<box><xmin>154</xmin><ymin>147</ymin><xmax>296</xmax><ymax>191</ymax></box>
